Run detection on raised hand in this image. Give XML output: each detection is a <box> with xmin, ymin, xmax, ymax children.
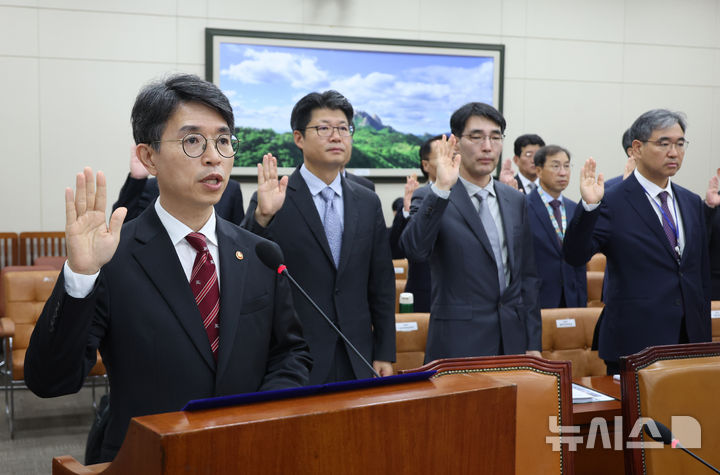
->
<box><xmin>65</xmin><ymin>167</ymin><xmax>127</xmax><ymax>275</ymax></box>
<box><xmin>403</xmin><ymin>173</ymin><xmax>420</xmax><ymax>212</ymax></box>
<box><xmin>579</xmin><ymin>158</ymin><xmax>605</xmax><ymax>204</ymax></box>
<box><xmin>434</xmin><ymin>135</ymin><xmax>461</xmax><ymax>191</ymax></box>
<box><xmin>705</xmin><ymin>168</ymin><xmax>720</xmax><ymax>208</ymax></box>
<box><xmin>254</xmin><ymin>153</ymin><xmax>288</xmax><ymax>227</ymax></box>
<box><xmin>499</xmin><ymin>158</ymin><xmax>519</xmax><ymax>190</ymax></box>
<box><xmin>622</xmin><ymin>154</ymin><xmax>637</xmax><ymax>180</ymax></box>
<box><xmin>129</xmin><ymin>145</ymin><xmax>150</xmax><ymax>179</ymax></box>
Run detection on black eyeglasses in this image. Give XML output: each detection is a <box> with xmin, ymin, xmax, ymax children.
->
<box><xmin>303</xmin><ymin>125</ymin><xmax>355</xmax><ymax>137</ymax></box>
<box><xmin>153</xmin><ymin>133</ymin><xmax>239</xmax><ymax>159</ymax></box>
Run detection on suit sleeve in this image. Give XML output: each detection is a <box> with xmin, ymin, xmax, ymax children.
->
<box><xmin>399</xmin><ymin>189</ymin><xmax>449</xmax><ymax>261</ymax></box>
<box><xmin>563</xmin><ymin>201</ymin><xmax>610</xmax><ymax>266</ymax></box>
<box><xmin>113</xmin><ymin>174</ymin><xmax>156</xmax><ymax>222</ymax></box>
<box><xmin>367</xmin><ymin>198</ymin><xmax>397</xmax><ymax>363</ymax></box>
<box><xmin>389</xmin><ymin>210</ymin><xmax>409</xmax><ymax>259</ymax></box>
<box><xmin>24</xmin><ymin>272</ymin><xmax>105</xmax><ymax>398</ymax></box>
<box><xmin>241</xmin><ymin>191</ymin><xmax>272</xmax><ymax>239</ymax></box>
<box><xmin>259</xmin><ymin>250</ymin><xmax>313</xmax><ymax>390</ymax></box>
<box><xmin>519</xmin><ymin>201</ymin><xmax>542</xmax><ymax>350</ymax></box>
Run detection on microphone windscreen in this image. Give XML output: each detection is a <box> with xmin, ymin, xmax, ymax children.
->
<box><xmin>644</xmin><ymin>419</ymin><xmax>674</xmax><ymax>445</ymax></box>
<box><xmin>255</xmin><ymin>240</ymin><xmax>284</xmax><ymax>271</ymax></box>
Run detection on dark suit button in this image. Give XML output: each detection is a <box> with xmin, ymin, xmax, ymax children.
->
<box><xmin>675</xmin><ymin>299</ymin><xmax>681</xmax><ymax>306</ymax></box>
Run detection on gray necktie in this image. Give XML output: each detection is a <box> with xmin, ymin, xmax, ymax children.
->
<box><xmin>320</xmin><ymin>187</ymin><xmax>342</xmax><ymax>267</ymax></box>
<box><xmin>476</xmin><ymin>189</ymin><xmax>506</xmax><ymax>292</ymax></box>
<box><xmin>528</xmin><ymin>182</ymin><xmax>537</xmax><ymax>193</ymax></box>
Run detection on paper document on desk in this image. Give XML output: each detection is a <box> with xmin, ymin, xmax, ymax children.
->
<box><xmin>572</xmin><ymin>383</ymin><xmax>614</xmax><ymax>404</ymax></box>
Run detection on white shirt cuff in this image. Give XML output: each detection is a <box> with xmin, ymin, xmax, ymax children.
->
<box><xmin>431</xmin><ymin>183</ymin><xmax>451</xmax><ymax>199</ymax></box>
<box><xmin>63</xmin><ymin>261</ymin><xmax>100</xmax><ymax>298</ymax></box>
<box><xmin>581</xmin><ymin>200</ymin><xmax>601</xmax><ymax>212</ymax></box>
<box><xmin>402</xmin><ymin>209</ymin><xmax>410</xmax><ymax>218</ymax></box>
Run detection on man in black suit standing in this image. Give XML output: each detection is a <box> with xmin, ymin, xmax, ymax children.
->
<box><xmin>24</xmin><ymin>74</ymin><xmax>312</xmax><ymax>462</ymax></box>
<box><xmin>513</xmin><ymin>134</ymin><xmax>545</xmax><ymax>194</ymax></box>
<box><xmin>243</xmin><ymin>90</ymin><xmax>396</xmax><ymax>384</ymax></box>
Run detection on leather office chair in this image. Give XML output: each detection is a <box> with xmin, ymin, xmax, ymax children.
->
<box><xmin>392</xmin><ymin>312</ymin><xmax>429</xmax><ymax>372</ymax></box>
<box><xmin>18</xmin><ymin>231</ymin><xmax>66</xmax><ymax>266</ymax></box>
<box><xmin>404</xmin><ymin>356</ymin><xmax>574</xmax><ymax>474</ymax></box>
<box><xmin>541</xmin><ymin>307</ymin><xmax>606</xmax><ymax>377</ymax></box>
<box><xmin>1</xmin><ymin>269</ymin><xmax>106</xmax><ymax>438</ymax></box>
<box><xmin>620</xmin><ymin>342</ymin><xmax>720</xmax><ymax>474</ymax></box>
<box><xmin>392</xmin><ymin>258</ymin><xmax>408</xmax><ymax>280</ymax></box>
<box><xmin>33</xmin><ymin>255</ymin><xmax>67</xmax><ymax>269</ymax></box>
<box><xmin>586</xmin><ymin>253</ymin><xmax>606</xmax><ymax>272</ymax></box>
<box><xmin>394</xmin><ymin>278</ymin><xmax>406</xmax><ymax>313</ymax></box>
<box><xmin>586</xmin><ymin>271</ymin><xmax>605</xmax><ymax>307</ymax></box>
<box><xmin>712</xmin><ymin>301</ymin><xmax>720</xmax><ymax>341</ymax></box>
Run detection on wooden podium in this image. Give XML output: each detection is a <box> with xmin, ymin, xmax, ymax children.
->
<box><xmin>52</xmin><ymin>374</ymin><xmax>516</xmax><ymax>475</ymax></box>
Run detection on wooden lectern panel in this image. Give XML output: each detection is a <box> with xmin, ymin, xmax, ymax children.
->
<box><xmin>54</xmin><ymin>377</ymin><xmax>516</xmax><ymax>475</ymax></box>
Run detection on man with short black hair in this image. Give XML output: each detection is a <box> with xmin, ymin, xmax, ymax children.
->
<box><xmin>564</xmin><ymin>109</ymin><xmax>720</xmax><ymax>374</ymax></box>
<box><xmin>401</xmin><ymin>103</ymin><xmax>541</xmax><ymax>362</ymax></box>
<box><xmin>243</xmin><ymin>90</ymin><xmax>396</xmax><ymax>384</ymax></box>
<box><xmin>513</xmin><ymin>134</ymin><xmax>545</xmax><ymax>194</ymax></box>
<box><xmin>527</xmin><ymin>145</ymin><xmax>587</xmax><ymax>308</ymax></box>
<box><xmin>24</xmin><ymin>74</ymin><xmax>312</xmax><ymax>462</ymax></box>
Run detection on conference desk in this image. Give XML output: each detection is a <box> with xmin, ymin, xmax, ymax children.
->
<box><xmin>573</xmin><ymin>375</ymin><xmax>624</xmax><ymax>475</ymax></box>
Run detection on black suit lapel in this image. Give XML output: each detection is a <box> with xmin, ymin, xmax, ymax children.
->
<box><xmin>215</xmin><ymin>218</ymin><xmax>249</xmax><ymax>380</ymax></box>
<box><xmin>132</xmin><ymin>208</ymin><xmax>216</xmax><ymax>371</ymax></box>
<box><xmin>529</xmin><ymin>191</ymin><xmax>562</xmax><ymax>253</ymax></box>
<box><xmin>624</xmin><ymin>175</ymin><xmax>679</xmax><ymax>261</ymax></box>
<box><xmin>287</xmin><ymin>169</ymin><xmax>336</xmax><ymax>267</ymax></box>
<box><xmin>450</xmin><ymin>183</ymin><xmax>495</xmax><ymax>262</ymax></box>
<box><xmin>338</xmin><ymin>178</ymin><xmax>358</xmax><ymax>273</ymax></box>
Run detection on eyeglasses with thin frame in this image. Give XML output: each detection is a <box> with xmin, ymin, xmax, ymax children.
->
<box><xmin>643</xmin><ymin>139</ymin><xmax>689</xmax><ymax>152</ymax></box>
<box><xmin>152</xmin><ymin>133</ymin><xmax>239</xmax><ymax>159</ymax></box>
<box><xmin>544</xmin><ymin>162</ymin><xmax>573</xmax><ymax>173</ymax></box>
<box><xmin>523</xmin><ymin>150</ymin><xmax>537</xmax><ymax>158</ymax></box>
<box><xmin>461</xmin><ymin>133</ymin><xmax>505</xmax><ymax>146</ymax></box>
<box><xmin>304</xmin><ymin>125</ymin><xmax>355</xmax><ymax>137</ymax></box>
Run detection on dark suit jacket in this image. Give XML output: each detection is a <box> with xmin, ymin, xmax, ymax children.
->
<box><xmin>527</xmin><ymin>190</ymin><xmax>587</xmax><ymax>308</ymax></box>
<box><xmin>24</xmin><ymin>207</ymin><xmax>311</xmax><ymax>461</ymax></box>
<box><xmin>243</xmin><ymin>168</ymin><xmax>395</xmax><ymax>384</ymax></box>
<box><xmin>604</xmin><ymin>175</ymin><xmax>623</xmax><ymax>189</ymax></box>
<box><xmin>113</xmin><ymin>175</ymin><xmax>245</xmax><ymax>224</ymax></box>
<box><xmin>388</xmin><ymin>185</ymin><xmax>432</xmax><ymax>312</ymax></box>
<box><xmin>563</xmin><ymin>173</ymin><xmax>711</xmax><ymax>362</ymax></box>
<box><xmin>708</xmin><ymin>206</ymin><xmax>720</xmax><ymax>299</ymax></box>
<box><xmin>400</xmin><ymin>180</ymin><xmax>542</xmax><ymax>362</ymax></box>
<box><xmin>345</xmin><ymin>172</ymin><xmax>375</xmax><ymax>191</ymax></box>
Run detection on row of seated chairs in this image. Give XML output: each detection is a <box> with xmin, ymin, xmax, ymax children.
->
<box><xmin>0</xmin><ymin>231</ymin><xmax>67</xmax><ymax>269</ymax></box>
<box><xmin>0</xmin><ymin>267</ymin><xmax>106</xmax><ymax>438</ymax></box>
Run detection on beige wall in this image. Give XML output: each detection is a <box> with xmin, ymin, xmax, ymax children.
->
<box><xmin>1</xmin><ymin>0</ymin><xmax>719</xmax><ymax>231</ymax></box>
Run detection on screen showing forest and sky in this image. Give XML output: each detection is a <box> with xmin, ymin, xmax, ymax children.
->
<box><xmin>217</xmin><ymin>40</ymin><xmax>497</xmax><ymax>171</ymax></box>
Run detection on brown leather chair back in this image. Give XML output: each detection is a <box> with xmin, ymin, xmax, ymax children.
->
<box><xmin>0</xmin><ymin>265</ymin><xmax>54</xmax><ymax>318</ymax></box>
<box><xmin>542</xmin><ymin>307</ymin><xmax>606</xmax><ymax>377</ymax></box>
<box><xmin>18</xmin><ymin>231</ymin><xmax>66</xmax><ymax>266</ymax></box>
<box><xmin>33</xmin><ymin>255</ymin><xmax>67</xmax><ymax>269</ymax></box>
<box><xmin>712</xmin><ymin>301</ymin><xmax>720</xmax><ymax>341</ymax></box>
<box><xmin>406</xmin><ymin>356</ymin><xmax>574</xmax><ymax>475</ymax></box>
<box><xmin>620</xmin><ymin>343</ymin><xmax>720</xmax><ymax>475</ymax></box>
<box><xmin>394</xmin><ymin>278</ymin><xmax>406</xmax><ymax>313</ymax></box>
<box><xmin>586</xmin><ymin>253</ymin><xmax>606</xmax><ymax>272</ymax></box>
<box><xmin>393</xmin><ymin>312</ymin><xmax>429</xmax><ymax>372</ymax></box>
<box><xmin>392</xmin><ymin>258</ymin><xmax>408</xmax><ymax>280</ymax></box>
<box><xmin>586</xmin><ymin>271</ymin><xmax>605</xmax><ymax>307</ymax></box>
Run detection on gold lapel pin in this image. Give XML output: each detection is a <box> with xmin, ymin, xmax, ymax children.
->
<box><xmin>236</xmin><ymin>251</ymin><xmax>244</xmax><ymax>260</ymax></box>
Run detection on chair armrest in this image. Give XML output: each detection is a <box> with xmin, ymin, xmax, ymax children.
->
<box><xmin>0</xmin><ymin>317</ymin><xmax>15</xmax><ymax>337</ymax></box>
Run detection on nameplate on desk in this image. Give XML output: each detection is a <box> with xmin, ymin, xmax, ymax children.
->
<box><xmin>394</xmin><ymin>267</ymin><xmax>405</xmax><ymax>274</ymax></box>
<box><xmin>182</xmin><ymin>371</ymin><xmax>436</xmax><ymax>412</ymax></box>
<box><xmin>711</xmin><ymin>310</ymin><xmax>720</xmax><ymax>319</ymax></box>
<box><xmin>397</xmin><ymin>322</ymin><xmax>419</xmax><ymax>332</ymax></box>
<box><xmin>556</xmin><ymin>318</ymin><xmax>576</xmax><ymax>328</ymax></box>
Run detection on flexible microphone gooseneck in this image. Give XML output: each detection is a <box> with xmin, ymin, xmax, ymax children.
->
<box><xmin>644</xmin><ymin>419</ymin><xmax>720</xmax><ymax>474</ymax></box>
<box><xmin>255</xmin><ymin>241</ymin><xmax>381</xmax><ymax>379</ymax></box>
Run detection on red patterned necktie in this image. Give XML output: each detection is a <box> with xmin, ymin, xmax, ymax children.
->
<box><xmin>186</xmin><ymin>232</ymin><xmax>220</xmax><ymax>360</ymax></box>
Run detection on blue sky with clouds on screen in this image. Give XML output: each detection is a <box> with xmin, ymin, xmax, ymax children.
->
<box><xmin>219</xmin><ymin>43</ymin><xmax>495</xmax><ymax>136</ymax></box>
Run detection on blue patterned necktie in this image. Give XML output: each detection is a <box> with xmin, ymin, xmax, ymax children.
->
<box><xmin>476</xmin><ymin>189</ymin><xmax>506</xmax><ymax>292</ymax></box>
<box><xmin>320</xmin><ymin>187</ymin><xmax>342</xmax><ymax>267</ymax></box>
<box><xmin>657</xmin><ymin>191</ymin><xmax>678</xmax><ymax>254</ymax></box>
<box><xmin>550</xmin><ymin>199</ymin><xmax>564</xmax><ymax>243</ymax></box>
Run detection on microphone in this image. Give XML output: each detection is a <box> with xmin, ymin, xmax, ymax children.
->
<box><xmin>644</xmin><ymin>419</ymin><xmax>720</xmax><ymax>474</ymax></box>
<box><xmin>255</xmin><ymin>241</ymin><xmax>381</xmax><ymax>379</ymax></box>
